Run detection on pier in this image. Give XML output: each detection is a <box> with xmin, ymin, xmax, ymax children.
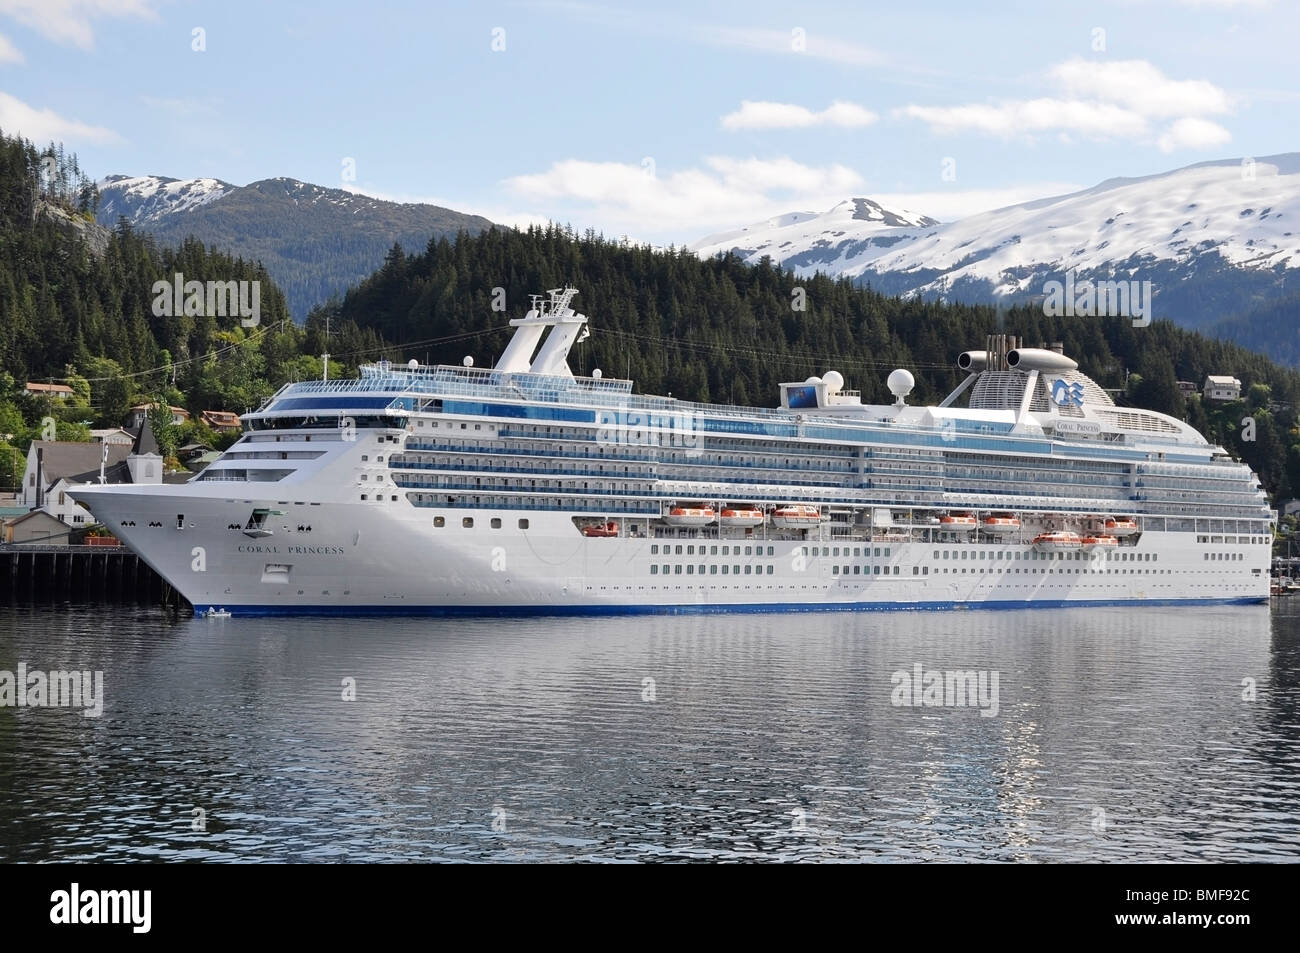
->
<box><xmin>0</xmin><ymin>544</ymin><xmax>190</xmax><ymax>611</ymax></box>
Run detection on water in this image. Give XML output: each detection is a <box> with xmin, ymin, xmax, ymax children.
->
<box><xmin>1</xmin><ymin>603</ymin><xmax>1298</xmax><ymax>862</ymax></box>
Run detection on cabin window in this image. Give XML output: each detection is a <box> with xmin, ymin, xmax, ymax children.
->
<box><xmin>491</xmin><ymin>518</ymin><xmax>501</xmax><ymax>529</ymax></box>
<box><xmin>463</xmin><ymin>517</ymin><xmax>474</xmax><ymax>528</ymax></box>
<box><xmin>434</xmin><ymin>517</ymin><xmax>445</xmax><ymax>527</ymax></box>
<box><xmin>518</xmin><ymin>519</ymin><xmax>529</xmax><ymax>529</ymax></box>
<box><xmin>651</xmin><ymin>545</ymin><xmax>658</xmax><ymax>555</ymax></box>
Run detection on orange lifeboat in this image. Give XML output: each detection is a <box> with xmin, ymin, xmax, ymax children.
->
<box><xmin>666</xmin><ymin>505</ymin><xmax>716</xmax><ymax>526</ymax></box>
<box><xmin>771</xmin><ymin>504</ymin><xmax>821</xmax><ymax>528</ymax></box>
<box><xmin>940</xmin><ymin>513</ymin><xmax>978</xmax><ymax>532</ymax></box>
<box><xmin>982</xmin><ymin>515</ymin><xmax>1020</xmax><ymax>535</ymax></box>
<box><xmin>1104</xmin><ymin>518</ymin><xmax>1139</xmax><ymax>537</ymax></box>
<box><xmin>1080</xmin><ymin>535</ymin><xmax>1118</xmax><ymax>552</ymax></box>
<box><xmin>1034</xmin><ymin>531</ymin><xmax>1082</xmax><ymax>552</ymax></box>
<box><xmin>719</xmin><ymin>506</ymin><xmax>765</xmax><ymax>527</ymax></box>
<box><xmin>582</xmin><ymin>521</ymin><xmax>619</xmax><ymax>537</ymax></box>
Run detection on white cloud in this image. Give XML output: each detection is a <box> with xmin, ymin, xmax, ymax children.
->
<box><xmin>504</xmin><ymin>156</ymin><xmax>868</xmax><ymax>237</ymax></box>
<box><xmin>0</xmin><ymin>0</ymin><xmax>156</xmax><ymax>51</ymax></box>
<box><xmin>898</xmin><ymin>58</ymin><xmax>1234</xmax><ymax>151</ymax></box>
<box><xmin>1157</xmin><ymin>117</ymin><xmax>1232</xmax><ymax>152</ymax></box>
<box><xmin>896</xmin><ymin>99</ymin><xmax>1147</xmax><ymax>139</ymax></box>
<box><xmin>1051</xmin><ymin>58</ymin><xmax>1231</xmax><ymax>117</ymax></box>
<box><xmin>0</xmin><ymin>90</ymin><xmax>119</xmax><ymax>143</ymax></box>
<box><xmin>721</xmin><ymin>100</ymin><xmax>878</xmax><ymax>131</ymax></box>
<box><xmin>0</xmin><ymin>31</ymin><xmax>22</xmax><ymax>62</ymax></box>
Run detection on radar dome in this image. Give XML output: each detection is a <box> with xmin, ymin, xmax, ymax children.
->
<box><xmin>887</xmin><ymin>368</ymin><xmax>915</xmax><ymax>405</ymax></box>
<box><xmin>463</xmin><ymin>356</ymin><xmax>474</xmax><ymax>367</ymax></box>
<box><xmin>823</xmin><ymin>370</ymin><xmax>844</xmax><ymax>394</ymax></box>
<box><xmin>407</xmin><ymin>358</ymin><xmax>419</xmax><ymax>369</ymax></box>
<box><xmin>592</xmin><ymin>368</ymin><xmax>602</xmax><ymax>379</ymax></box>
<box><xmin>805</xmin><ymin>376</ymin><xmax>822</xmax><ymax>385</ymax></box>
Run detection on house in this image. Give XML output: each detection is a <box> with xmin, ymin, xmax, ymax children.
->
<box><xmin>127</xmin><ymin>403</ymin><xmax>190</xmax><ymax>428</ymax></box>
<box><xmin>200</xmin><ymin>410</ymin><xmax>241</xmax><ymax>432</ymax></box>
<box><xmin>1204</xmin><ymin>375</ymin><xmax>1242</xmax><ymax>401</ymax></box>
<box><xmin>1177</xmin><ymin>381</ymin><xmax>1199</xmax><ymax>397</ymax></box>
<box><xmin>2</xmin><ymin>509</ymin><xmax>73</xmax><ymax>545</ymax></box>
<box><xmin>91</xmin><ymin>427</ymin><xmax>136</xmax><ymax>446</ymax></box>
<box><xmin>1283</xmin><ymin>500</ymin><xmax>1300</xmax><ymax>519</ymax></box>
<box><xmin>23</xmin><ymin>382</ymin><xmax>74</xmax><ymax>399</ymax></box>
<box><xmin>18</xmin><ymin>419</ymin><xmax>163</xmax><ymax>527</ymax></box>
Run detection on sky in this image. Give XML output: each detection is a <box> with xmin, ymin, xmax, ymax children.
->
<box><xmin>0</xmin><ymin>0</ymin><xmax>1297</xmax><ymax>244</ymax></box>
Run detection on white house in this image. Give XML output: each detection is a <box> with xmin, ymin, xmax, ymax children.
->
<box><xmin>127</xmin><ymin>403</ymin><xmax>190</xmax><ymax>428</ymax></box>
<box><xmin>1204</xmin><ymin>375</ymin><xmax>1242</xmax><ymax>401</ymax></box>
<box><xmin>23</xmin><ymin>382</ymin><xmax>74</xmax><ymax>399</ymax></box>
<box><xmin>91</xmin><ymin>427</ymin><xmax>136</xmax><ymax>446</ymax></box>
<box><xmin>19</xmin><ymin>420</ymin><xmax>163</xmax><ymax>527</ymax></box>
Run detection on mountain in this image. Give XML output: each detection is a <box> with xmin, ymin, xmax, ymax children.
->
<box><xmin>691</xmin><ymin>154</ymin><xmax>1300</xmax><ymax>341</ymax></box>
<box><xmin>692</xmin><ymin>197</ymin><xmax>938</xmax><ymax>271</ymax></box>
<box><xmin>96</xmin><ymin>175</ymin><xmax>495</xmax><ymax>320</ymax></box>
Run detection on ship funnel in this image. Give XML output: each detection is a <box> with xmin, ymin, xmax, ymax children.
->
<box><xmin>1006</xmin><ymin>348</ymin><xmax>1078</xmax><ymax>372</ymax></box>
<box><xmin>957</xmin><ymin>351</ymin><xmax>988</xmax><ymax>372</ymax></box>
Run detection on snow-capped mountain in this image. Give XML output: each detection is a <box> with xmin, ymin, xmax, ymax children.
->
<box><xmin>97</xmin><ymin>174</ymin><xmax>236</xmax><ymax>225</ymax></box>
<box><xmin>692</xmin><ymin>197</ymin><xmax>938</xmax><ymax>271</ymax></box>
<box><xmin>691</xmin><ymin>155</ymin><xmax>1300</xmax><ymax>332</ymax></box>
<box><xmin>96</xmin><ymin>174</ymin><xmax>493</xmax><ymax>320</ymax></box>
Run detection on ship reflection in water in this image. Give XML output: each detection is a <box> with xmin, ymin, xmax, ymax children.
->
<box><xmin>0</xmin><ymin>604</ymin><xmax>1297</xmax><ymax>862</ymax></box>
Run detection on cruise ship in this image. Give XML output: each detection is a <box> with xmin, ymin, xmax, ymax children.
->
<box><xmin>70</xmin><ymin>288</ymin><xmax>1275</xmax><ymax>615</ymax></box>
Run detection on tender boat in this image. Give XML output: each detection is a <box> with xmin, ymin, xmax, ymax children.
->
<box><xmin>581</xmin><ymin>521</ymin><xmax>619</xmax><ymax>537</ymax></box>
<box><xmin>1104</xmin><ymin>518</ymin><xmax>1139</xmax><ymax>537</ymax></box>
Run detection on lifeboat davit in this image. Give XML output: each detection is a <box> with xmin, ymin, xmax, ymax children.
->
<box><xmin>582</xmin><ymin>521</ymin><xmax>619</xmax><ymax>537</ymax></box>
<box><xmin>940</xmin><ymin>513</ymin><xmax>978</xmax><ymax>532</ymax></box>
<box><xmin>771</xmin><ymin>504</ymin><xmax>821</xmax><ymax>528</ymax></box>
<box><xmin>1034</xmin><ymin>531</ymin><xmax>1082</xmax><ymax>552</ymax></box>
<box><xmin>1104</xmin><ymin>518</ymin><xmax>1139</xmax><ymax>537</ymax></box>
<box><xmin>719</xmin><ymin>506</ymin><xmax>765</xmax><ymax>527</ymax></box>
<box><xmin>982</xmin><ymin>515</ymin><xmax>1020</xmax><ymax>535</ymax></box>
<box><xmin>666</xmin><ymin>505</ymin><xmax>716</xmax><ymax>526</ymax></box>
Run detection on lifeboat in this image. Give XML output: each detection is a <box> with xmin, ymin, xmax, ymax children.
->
<box><xmin>665</xmin><ymin>505</ymin><xmax>716</xmax><ymax>526</ymax></box>
<box><xmin>582</xmin><ymin>521</ymin><xmax>619</xmax><ymax>538</ymax></box>
<box><xmin>940</xmin><ymin>513</ymin><xmax>978</xmax><ymax>532</ymax></box>
<box><xmin>771</xmin><ymin>504</ymin><xmax>821</xmax><ymax>528</ymax></box>
<box><xmin>982</xmin><ymin>515</ymin><xmax>1020</xmax><ymax>535</ymax></box>
<box><xmin>719</xmin><ymin>506</ymin><xmax>765</xmax><ymax>527</ymax></box>
<box><xmin>1104</xmin><ymin>518</ymin><xmax>1139</xmax><ymax>537</ymax></box>
<box><xmin>1034</xmin><ymin>531</ymin><xmax>1082</xmax><ymax>552</ymax></box>
<box><xmin>1080</xmin><ymin>535</ymin><xmax>1118</xmax><ymax>552</ymax></box>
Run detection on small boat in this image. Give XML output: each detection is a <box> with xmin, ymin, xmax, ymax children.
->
<box><xmin>940</xmin><ymin>513</ymin><xmax>978</xmax><ymax>532</ymax></box>
<box><xmin>719</xmin><ymin>506</ymin><xmax>765</xmax><ymax>527</ymax></box>
<box><xmin>1080</xmin><ymin>535</ymin><xmax>1119</xmax><ymax>552</ymax></box>
<box><xmin>1104</xmin><ymin>518</ymin><xmax>1139</xmax><ymax>537</ymax></box>
<box><xmin>770</xmin><ymin>504</ymin><xmax>821</xmax><ymax>528</ymax></box>
<box><xmin>1034</xmin><ymin>531</ymin><xmax>1082</xmax><ymax>552</ymax></box>
<box><xmin>982</xmin><ymin>515</ymin><xmax>1020</xmax><ymax>535</ymax></box>
<box><xmin>582</xmin><ymin>521</ymin><xmax>619</xmax><ymax>537</ymax></box>
<box><xmin>202</xmin><ymin>607</ymin><xmax>232</xmax><ymax>619</ymax></box>
<box><xmin>665</xmin><ymin>505</ymin><xmax>716</xmax><ymax>526</ymax></box>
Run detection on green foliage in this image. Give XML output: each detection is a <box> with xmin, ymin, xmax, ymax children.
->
<box><xmin>0</xmin><ymin>441</ymin><xmax>23</xmax><ymax>489</ymax></box>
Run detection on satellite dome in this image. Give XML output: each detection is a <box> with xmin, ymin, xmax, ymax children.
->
<box><xmin>887</xmin><ymin>369</ymin><xmax>915</xmax><ymax>405</ymax></box>
<box><xmin>407</xmin><ymin>358</ymin><xmax>419</xmax><ymax>369</ymax></box>
<box><xmin>823</xmin><ymin>370</ymin><xmax>844</xmax><ymax>394</ymax></box>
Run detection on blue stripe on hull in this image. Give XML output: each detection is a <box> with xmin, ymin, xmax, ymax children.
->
<box><xmin>196</xmin><ymin>596</ymin><xmax>1269</xmax><ymax>618</ymax></box>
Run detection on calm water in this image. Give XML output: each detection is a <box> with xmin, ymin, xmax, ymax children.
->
<box><xmin>1</xmin><ymin>602</ymin><xmax>1298</xmax><ymax>862</ymax></box>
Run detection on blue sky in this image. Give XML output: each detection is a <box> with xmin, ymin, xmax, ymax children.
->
<box><xmin>1</xmin><ymin>0</ymin><xmax>1296</xmax><ymax>243</ymax></box>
